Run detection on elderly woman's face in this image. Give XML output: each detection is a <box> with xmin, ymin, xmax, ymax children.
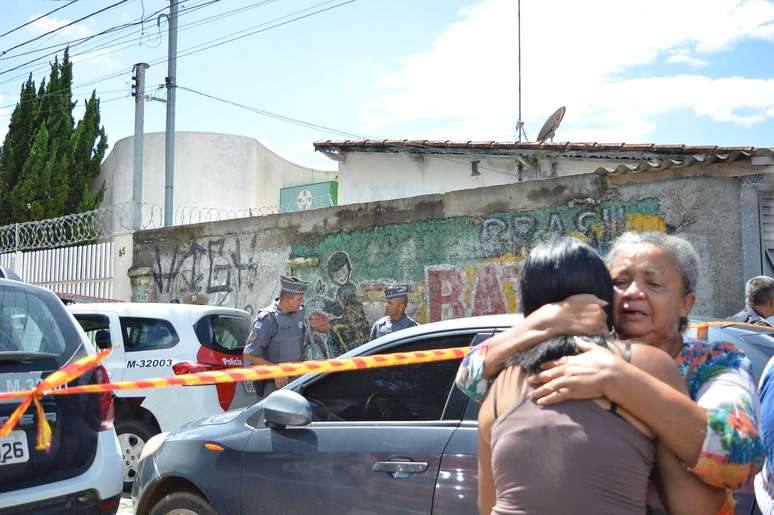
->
<box><xmin>608</xmin><ymin>244</ymin><xmax>696</xmax><ymax>345</ymax></box>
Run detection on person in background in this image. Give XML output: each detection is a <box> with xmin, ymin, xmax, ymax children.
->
<box><xmin>243</xmin><ymin>275</ymin><xmax>307</xmax><ymax>398</ymax></box>
<box><xmin>728</xmin><ymin>276</ymin><xmax>774</xmax><ymax>327</ymax></box>
<box><xmin>369</xmin><ymin>285</ymin><xmax>417</xmax><ymax>340</ymax></box>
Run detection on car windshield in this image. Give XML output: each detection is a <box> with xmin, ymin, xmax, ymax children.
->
<box><xmin>0</xmin><ymin>283</ymin><xmax>83</xmax><ymax>366</ymax></box>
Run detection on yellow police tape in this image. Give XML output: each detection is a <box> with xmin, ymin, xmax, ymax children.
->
<box><xmin>0</xmin><ymin>347</ymin><xmax>469</xmax><ymax>451</ymax></box>
<box><xmin>1</xmin><ymin>319</ymin><xmax>770</xmax><ymax>452</ymax></box>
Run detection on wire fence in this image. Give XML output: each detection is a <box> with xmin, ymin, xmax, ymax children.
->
<box><xmin>0</xmin><ymin>201</ymin><xmax>280</xmax><ymax>253</ymax></box>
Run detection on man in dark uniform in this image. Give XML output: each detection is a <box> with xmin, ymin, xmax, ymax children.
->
<box><xmin>728</xmin><ymin>276</ymin><xmax>774</xmax><ymax>327</ymax></box>
<box><xmin>369</xmin><ymin>285</ymin><xmax>418</xmax><ymax>340</ymax></box>
<box><xmin>243</xmin><ymin>275</ymin><xmax>308</xmax><ymax>398</ymax></box>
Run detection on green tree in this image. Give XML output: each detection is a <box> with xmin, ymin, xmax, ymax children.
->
<box><xmin>9</xmin><ymin>122</ymin><xmax>51</xmax><ymax>221</ymax></box>
<box><xmin>0</xmin><ymin>75</ymin><xmax>38</xmax><ymax>220</ymax></box>
<box><xmin>67</xmin><ymin>91</ymin><xmax>107</xmax><ymax>213</ymax></box>
<box><xmin>0</xmin><ymin>47</ymin><xmax>107</xmax><ymax>224</ymax></box>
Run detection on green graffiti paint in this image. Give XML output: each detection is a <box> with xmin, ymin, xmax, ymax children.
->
<box><xmin>291</xmin><ymin>198</ymin><xmax>663</xmax><ymax>285</ymax></box>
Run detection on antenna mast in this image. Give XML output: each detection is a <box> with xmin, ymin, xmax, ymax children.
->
<box><xmin>516</xmin><ymin>0</ymin><xmax>528</xmax><ymax>142</ymax></box>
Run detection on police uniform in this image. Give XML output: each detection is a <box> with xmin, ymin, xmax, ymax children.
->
<box><xmin>244</xmin><ymin>276</ymin><xmax>308</xmax><ymax>398</ymax></box>
<box><xmin>369</xmin><ymin>285</ymin><xmax>418</xmax><ymax>340</ymax></box>
<box><xmin>728</xmin><ymin>306</ymin><xmax>773</xmax><ymax>327</ymax></box>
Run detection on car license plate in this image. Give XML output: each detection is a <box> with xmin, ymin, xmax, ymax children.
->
<box><xmin>0</xmin><ymin>430</ymin><xmax>29</xmax><ymax>466</ymax></box>
<box><xmin>243</xmin><ymin>381</ymin><xmax>255</xmax><ymax>393</ymax></box>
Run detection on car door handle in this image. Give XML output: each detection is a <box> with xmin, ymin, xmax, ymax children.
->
<box><xmin>372</xmin><ymin>460</ymin><xmax>429</xmax><ymax>479</ymax></box>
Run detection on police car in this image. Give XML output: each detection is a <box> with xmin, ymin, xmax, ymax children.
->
<box><xmin>67</xmin><ymin>303</ymin><xmax>257</xmax><ymax>490</ymax></box>
<box><xmin>0</xmin><ymin>270</ymin><xmax>123</xmax><ymax>513</ymax></box>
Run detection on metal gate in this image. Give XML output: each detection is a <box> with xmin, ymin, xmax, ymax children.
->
<box><xmin>0</xmin><ymin>242</ymin><xmax>114</xmax><ymax>299</ymax></box>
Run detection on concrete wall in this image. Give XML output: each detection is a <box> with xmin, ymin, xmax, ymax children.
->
<box><xmin>335</xmin><ymin>152</ymin><xmax>618</xmax><ymax>205</ymax></box>
<box><xmin>99</xmin><ymin>131</ymin><xmax>337</xmax><ymax>217</ymax></box>
<box><xmin>131</xmin><ymin>172</ymin><xmax>745</xmax><ymax>359</ymax></box>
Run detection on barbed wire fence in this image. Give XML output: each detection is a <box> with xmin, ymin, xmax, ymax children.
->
<box><xmin>0</xmin><ymin>201</ymin><xmax>285</xmax><ymax>254</ymax></box>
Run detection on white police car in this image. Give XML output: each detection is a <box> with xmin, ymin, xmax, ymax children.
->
<box><xmin>67</xmin><ymin>302</ymin><xmax>256</xmax><ymax>490</ymax></box>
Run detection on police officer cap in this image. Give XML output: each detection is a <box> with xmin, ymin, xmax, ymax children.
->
<box><xmin>280</xmin><ymin>275</ymin><xmax>308</xmax><ymax>295</ymax></box>
<box><xmin>385</xmin><ymin>285</ymin><xmax>409</xmax><ymax>300</ymax></box>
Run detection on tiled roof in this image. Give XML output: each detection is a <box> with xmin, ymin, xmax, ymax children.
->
<box><xmin>313</xmin><ymin>140</ymin><xmax>774</xmax><ymax>175</ymax></box>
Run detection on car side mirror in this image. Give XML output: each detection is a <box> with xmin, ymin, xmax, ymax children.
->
<box><xmin>263</xmin><ymin>390</ymin><xmax>312</xmax><ymax>429</ymax></box>
<box><xmin>95</xmin><ymin>329</ymin><xmax>111</xmax><ymax>350</ymax></box>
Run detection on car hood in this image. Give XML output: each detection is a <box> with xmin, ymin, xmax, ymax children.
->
<box><xmin>180</xmin><ymin>406</ymin><xmax>250</xmax><ymax>429</ymax></box>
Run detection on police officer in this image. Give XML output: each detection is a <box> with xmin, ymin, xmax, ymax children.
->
<box><xmin>369</xmin><ymin>285</ymin><xmax>417</xmax><ymax>340</ymax></box>
<box><xmin>243</xmin><ymin>275</ymin><xmax>308</xmax><ymax>398</ymax></box>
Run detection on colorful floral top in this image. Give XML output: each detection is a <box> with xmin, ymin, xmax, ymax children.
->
<box><xmin>456</xmin><ymin>336</ymin><xmax>765</xmax><ymax>491</ymax></box>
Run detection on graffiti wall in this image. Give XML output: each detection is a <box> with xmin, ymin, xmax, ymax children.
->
<box><xmin>139</xmin><ymin>197</ymin><xmax>666</xmax><ymax>359</ymax></box>
<box><xmin>291</xmin><ymin>198</ymin><xmax>665</xmax><ymax>357</ymax></box>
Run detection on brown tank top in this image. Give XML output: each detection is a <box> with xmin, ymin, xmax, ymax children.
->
<box><xmin>489</xmin><ymin>384</ymin><xmax>655</xmax><ymax>515</ymax></box>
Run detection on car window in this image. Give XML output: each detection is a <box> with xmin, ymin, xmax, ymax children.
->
<box><xmin>194</xmin><ymin>314</ymin><xmax>250</xmax><ymax>355</ymax></box>
<box><xmin>73</xmin><ymin>314</ymin><xmax>111</xmax><ymax>351</ymax></box>
<box><xmin>120</xmin><ymin>317</ymin><xmax>179</xmax><ymax>352</ymax></box>
<box><xmin>0</xmin><ymin>284</ymin><xmax>82</xmax><ymax>365</ymax></box>
<box><xmin>301</xmin><ymin>334</ymin><xmax>471</xmax><ymax>422</ymax></box>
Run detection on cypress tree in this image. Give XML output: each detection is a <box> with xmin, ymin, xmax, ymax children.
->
<box><xmin>0</xmin><ymin>75</ymin><xmax>37</xmax><ymax>219</ymax></box>
<box><xmin>0</xmin><ymin>48</ymin><xmax>108</xmax><ymax>223</ymax></box>
<box><xmin>9</xmin><ymin>123</ymin><xmax>50</xmax><ymax>222</ymax></box>
<box><xmin>67</xmin><ymin>91</ymin><xmax>106</xmax><ymax>213</ymax></box>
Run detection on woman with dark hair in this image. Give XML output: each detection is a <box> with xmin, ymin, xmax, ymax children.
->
<box><xmin>478</xmin><ymin>237</ymin><xmax>686</xmax><ymax>515</ymax></box>
<box><xmin>462</xmin><ymin>232</ymin><xmax>764</xmax><ymax>514</ymax></box>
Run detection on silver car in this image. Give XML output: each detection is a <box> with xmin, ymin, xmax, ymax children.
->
<box><xmin>133</xmin><ymin>315</ymin><xmax>773</xmax><ymax>515</ymax></box>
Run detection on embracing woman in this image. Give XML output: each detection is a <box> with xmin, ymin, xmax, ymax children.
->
<box><xmin>459</xmin><ymin>232</ymin><xmax>764</xmax><ymax>514</ymax></box>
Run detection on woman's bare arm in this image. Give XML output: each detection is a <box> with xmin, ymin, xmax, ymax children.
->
<box><xmin>483</xmin><ymin>295</ymin><xmax>610</xmax><ymax>378</ymax></box>
<box><xmin>655</xmin><ymin>443</ymin><xmax>726</xmax><ymax>515</ymax></box>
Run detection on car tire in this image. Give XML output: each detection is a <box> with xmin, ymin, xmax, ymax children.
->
<box><xmin>115</xmin><ymin>419</ymin><xmax>157</xmax><ymax>492</ymax></box>
<box><xmin>149</xmin><ymin>491</ymin><xmax>217</xmax><ymax>515</ymax></box>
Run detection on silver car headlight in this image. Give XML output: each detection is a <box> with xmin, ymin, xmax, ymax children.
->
<box><xmin>139</xmin><ymin>432</ymin><xmax>169</xmax><ymax>463</ymax></box>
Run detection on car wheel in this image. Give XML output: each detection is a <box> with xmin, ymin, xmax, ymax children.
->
<box><xmin>116</xmin><ymin>419</ymin><xmax>157</xmax><ymax>492</ymax></box>
<box><xmin>149</xmin><ymin>491</ymin><xmax>217</xmax><ymax>515</ymax></box>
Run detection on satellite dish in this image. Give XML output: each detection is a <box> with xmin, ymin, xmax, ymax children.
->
<box><xmin>536</xmin><ymin>106</ymin><xmax>566</xmax><ymax>143</ymax></box>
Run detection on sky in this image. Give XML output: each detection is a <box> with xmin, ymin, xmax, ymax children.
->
<box><xmin>1</xmin><ymin>0</ymin><xmax>773</xmax><ymax>173</ymax></box>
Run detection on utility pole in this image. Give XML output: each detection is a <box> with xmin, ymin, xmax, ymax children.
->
<box><xmin>132</xmin><ymin>63</ymin><xmax>149</xmax><ymax>230</ymax></box>
<box><xmin>164</xmin><ymin>0</ymin><xmax>178</xmax><ymax>227</ymax></box>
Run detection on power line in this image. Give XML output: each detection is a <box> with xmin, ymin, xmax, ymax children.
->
<box><xmin>173</xmin><ymin>0</ymin><xmax>355</xmax><ymax>62</ymax></box>
<box><xmin>0</xmin><ymin>0</ymin><xmax>132</xmax><ymax>58</ymax></box>
<box><xmin>1</xmin><ymin>0</ymin><xmax>356</xmax><ymax>113</ymax></box>
<box><xmin>177</xmin><ymin>85</ymin><xmax>520</xmax><ymax>179</ymax></box>
<box><xmin>0</xmin><ymin>0</ymin><xmax>278</xmax><ymax>84</ymax></box>
<box><xmin>0</xmin><ymin>0</ymin><xmax>227</xmax><ymax>102</ymax></box>
<box><xmin>0</xmin><ymin>0</ymin><xmax>225</xmax><ymax>63</ymax></box>
<box><xmin>0</xmin><ymin>0</ymin><xmax>81</xmax><ymax>40</ymax></box>
<box><xmin>0</xmin><ymin>3</ymin><xmax>176</xmax><ymax>78</ymax></box>
<box><xmin>179</xmin><ymin>85</ymin><xmax>364</xmax><ymax>139</ymax></box>
<box><xmin>0</xmin><ymin>3</ymin><xmax>170</xmax><ymax>62</ymax></box>
<box><xmin>0</xmin><ymin>93</ymin><xmax>129</xmax><ymax>118</ymax></box>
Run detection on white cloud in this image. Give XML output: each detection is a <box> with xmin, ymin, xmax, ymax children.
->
<box><xmin>666</xmin><ymin>53</ymin><xmax>709</xmax><ymax>68</ymax></box>
<box><xmin>29</xmin><ymin>16</ymin><xmax>90</xmax><ymax>39</ymax></box>
<box><xmin>362</xmin><ymin>0</ymin><xmax>774</xmax><ymax>143</ymax></box>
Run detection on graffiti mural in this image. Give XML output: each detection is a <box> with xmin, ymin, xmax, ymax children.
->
<box><xmin>290</xmin><ymin>198</ymin><xmax>666</xmax><ymax>347</ymax></box>
<box><xmin>141</xmin><ymin>198</ymin><xmax>666</xmax><ymax>359</ymax></box>
<box><xmin>304</xmin><ymin>251</ymin><xmax>371</xmax><ymax>359</ymax></box>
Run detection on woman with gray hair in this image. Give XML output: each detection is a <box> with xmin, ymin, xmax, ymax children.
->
<box><xmin>456</xmin><ymin>231</ymin><xmax>764</xmax><ymax>513</ymax></box>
